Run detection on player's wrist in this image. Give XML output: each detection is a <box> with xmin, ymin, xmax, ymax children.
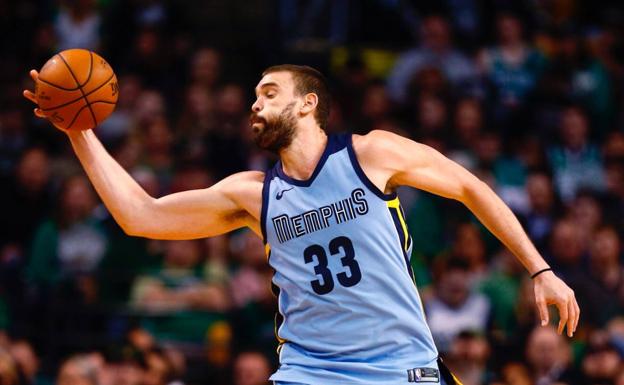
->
<box><xmin>530</xmin><ymin>267</ymin><xmax>553</xmax><ymax>279</ymax></box>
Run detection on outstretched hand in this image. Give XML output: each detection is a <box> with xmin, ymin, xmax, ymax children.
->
<box><xmin>23</xmin><ymin>69</ymin><xmax>70</xmax><ymax>134</ymax></box>
<box><xmin>533</xmin><ymin>271</ymin><xmax>579</xmax><ymax>337</ymax></box>
<box><xmin>22</xmin><ymin>70</ymin><xmax>46</xmax><ymax>118</ymax></box>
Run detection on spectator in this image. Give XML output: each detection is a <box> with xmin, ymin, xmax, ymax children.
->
<box><xmin>412</xmin><ymin>93</ymin><xmax>449</xmax><ymax>140</ymax></box>
<box><xmin>232</xmin><ymin>351</ymin><xmax>271</xmax><ymax>385</ymax></box>
<box><xmin>134</xmin><ymin>90</ymin><xmax>167</xmax><ymax>128</ymax></box>
<box><xmin>448</xmin><ymin>98</ymin><xmax>484</xmax><ymax>169</ymax></box>
<box><xmin>229</xmin><ymin>231</ymin><xmax>272</xmax><ymax>309</ymax></box>
<box><xmin>605</xmin><ymin>162</ymin><xmax>624</xmax><ymax>223</ymax></box>
<box><xmin>450</xmin><ymin>223</ymin><xmax>487</xmax><ymax>276</ymax></box>
<box><xmin>425</xmin><ymin>257</ymin><xmax>491</xmax><ymax>353</ymax></box>
<box><xmin>131</xmin><ymin>240</ymin><xmax>229</xmax><ymax>314</ymax></box>
<box><xmin>446</xmin><ymin>331</ymin><xmax>492</xmax><ymax>385</ymax></box>
<box><xmin>539</xmin><ymin>29</ymin><xmax>614</xmax><ymax>135</ymax></box>
<box><xmin>97</xmin><ymin>74</ymin><xmax>143</xmax><ymax>145</ymax></box>
<box><xmin>548</xmin><ymin>106</ymin><xmax>606</xmax><ymax>202</ymax></box>
<box><xmin>470</xmin><ymin>130</ymin><xmax>528</xmax><ymax>213</ymax></box>
<box><xmin>140</xmin><ymin>116</ymin><xmax>174</xmax><ymax>195</ymax></box>
<box><xmin>582</xmin><ymin>330</ymin><xmax>622</xmax><ymax>384</ymax></box>
<box><xmin>0</xmin><ymin>147</ymin><xmax>53</xmax><ymax>323</ymax></box>
<box><xmin>387</xmin><ymin>15</ymin><xmax>477</xmax><ymax>104</ymax></box>
<box><xmin>478</xmin><ymin>12</ymin><xmax>547</xmax><ymax>126</ymax></box>
<box><xmin>228</xmin><ymin>231</ymin><xmax>278</xmax><ymax>356</ymax></box>
<box><xmin>0</xmin><ymin>147</ymin><xmax>52</xmax><ymax>253</ymax></box>
<box><xmin>585</xmin><ymin>226</ymin><xmax>624</xmax><ymax>326</ymax></box>
<box><xmin>175</xmin><ymin>84</ymin><xmax>216</xmax><ymax>146</ymax></box>
<box><xmin>54</xmin><ymin>0</ymin><xmax>101</xmax><ymax>51</ymax></box>
<box><xmin>546</xmin><ymin>219</ymin><xmax>596</xmax><ymax>316</ymax></box>
<box><xmin>353</xmin><ymin>81</ymin><xmax>393</xmax><ymax>135</ymax></box>
<box><xmin>189</xmin><ymin>48</ymin><xmax>221</xmax><ymax>93</ymax></box>
<box><xmin>0</xmin><ymin>104</ymin><xmax>29</xmax><ymax>178</ymax></box>
<box><xmin>125</xmin><ymin>25</ymin><xmax>170</xmax><ymax>89</ymax></box>
<box><xmin>525</xmin><ymin>325</ymin><xmax>581</xmax><ymax>385</ymax></box>
<box><xmin>205</xmin><ymin>83</ymin><xmax>250</xmax><ymax>178</ymax></box>
<box><xmin>521</xmin><ymin>171</ymin><xmax>560</xmax><ymax>251</ymax></box>
<box><xmin>27</xmin><ymin>175</ymin><xmax>108</xmax><ymax>303</ymax></box>
<box><xmin>567</xmin><ymin>191</ymin><xmax>603</xmax><ymax>249</ymax></box>
<box><xmin>479</xmin><ymin>249</ymin><xmax>525</xmax><ymax>341</ymax></box>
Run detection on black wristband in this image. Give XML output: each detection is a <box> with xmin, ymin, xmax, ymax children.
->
<box><xmin>531</xmin><ymin>268</ymin><xmax>552</xmax><ymax>279</ymax></box>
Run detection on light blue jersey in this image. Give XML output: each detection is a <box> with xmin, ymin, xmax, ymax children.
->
<box><xmin>262</xmin><ymin>133</ymin><xmax>446</xmax><ymax>384</ymax></box>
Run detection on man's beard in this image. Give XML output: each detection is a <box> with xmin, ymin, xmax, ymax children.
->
<box><xmin>250</xmin><ymin>102</ymin><xmax>297</xmax><ymax>153</ymax></box>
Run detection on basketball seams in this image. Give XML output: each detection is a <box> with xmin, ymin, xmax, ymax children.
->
<box><xmin>89</xmin><ymin>101</ymin><xmax>117</xmax><ymax>105</ymax></box>
<box><xmin>65</xmin><ymin>103</ymin><xmax>91</xmax><ymax>130</ymax></box>
<box><xmin>65</xmin><ymin>102</ymin><xmax>115</xmax><ymax>129</ymax></box>
<box><xmin>81</xmin><ymin>51</ymin><xmax>94</xmax><ymax>87</ymax></box>
<box><xmin>58</xmin><ymin>52</ymin><xmax>98</xmax><ymax>129</ymax></box>
<box><xmin>37</xmin><ymin>54</ymin><xmax>83</xmax><ymax>91</ymax></box>
<box><xmin>40</xmin><ymin>73</ymin><xmax>116</xmax><ymax>111</ymax></box>
<box><xmin>38</xmin><ymin>76</ymin><xmax>81</xmax><ymax>91</ymax></box>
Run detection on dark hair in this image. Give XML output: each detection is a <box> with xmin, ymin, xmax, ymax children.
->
<box><xmin>262</xmin><ymin>64</ymin><xmax>330</xmax><ymax>129</ymax></box>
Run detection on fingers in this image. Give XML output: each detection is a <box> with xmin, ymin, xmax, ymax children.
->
<box><xmin>23</xmin><ymin>90</ymin><xmax>37</xmax><ymax>104</ymax></box>
<box><xmin>566</xmin><ymin>296</ymin><xmax>576</xmax><ymax>337</ymax></box>
<box><xmin>34</xmin><ymin>108</ymin><xmax>46</xmax><ymax>118</ymax></box>
<box><xmin>536</xmin><ymin>297</ymin><xmax>549</xmax><ymax>326</ymax></box>
<box><xmin>23</xmin><ymin>71</ymin><xmax>46</xmax><ymax>120</ymax></box>
<box><xmin>573</xmin><ymin>295</ymin><xmax>580</xmax><ymax>333</ymax></box>
<box><xmin>556</xmin><ymin>298</ymin><xmax>569</xmax><ymax>335</ymax></box>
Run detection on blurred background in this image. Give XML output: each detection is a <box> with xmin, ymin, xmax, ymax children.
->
<box><xmin>1</xmin><ymin>0</ymin><xmax>624</xmax><ymax>384</ymax></box>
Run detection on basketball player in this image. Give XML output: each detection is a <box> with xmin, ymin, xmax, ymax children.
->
<box><xmin>24</xmin><ymin>65</ymin><xmax>579</xmax><ymax>385</ymax></box>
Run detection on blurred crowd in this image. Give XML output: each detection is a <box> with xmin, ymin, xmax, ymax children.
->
<box><xmin>2</xmin><ymin>0</ymin><xmax>624</xmax><ymax>384</ymax></box>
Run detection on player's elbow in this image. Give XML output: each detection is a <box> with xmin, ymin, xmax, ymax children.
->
<box><xmin>119</xmin><ymin>217</ymin><xmax>147</xmax><ymax>237</ymax></box>
<box><xmin>118</xmin><ymin>199</ymin><xmax>157</xmax><ymax>238</ymax></box>
<box><xmin>121</xmin><ymin>222</ymin><xmax>144</xmax><ymax>237</ymax></box>
<box><xmin>459</xmin><ymin>176</ymin><xmax>491</xmax><ymax>205</ymax></box>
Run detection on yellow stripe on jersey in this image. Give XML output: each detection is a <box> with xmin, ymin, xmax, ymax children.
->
<box><xmin>274</xmin><ymin>313</ymin><xmax>287</xmax><ymax>344</ymax></box>
<box><xmin>387</xmin><ymin>197</ymin><xmax>409</xmax><ymax>251</ymax></box>
<box><xmin>452</xmin><ymin>372</ymin><xmax>464</xmax><ymax>385</ymax></box>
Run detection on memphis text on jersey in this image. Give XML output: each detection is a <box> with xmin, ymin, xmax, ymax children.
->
<box><xmin>271</xmin><ymin>188</ymin><xmax>369</xmax><ymax>243</ymax></box>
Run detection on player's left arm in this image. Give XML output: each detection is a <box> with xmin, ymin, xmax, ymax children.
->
<box><xmin>355</xmin><ymin>130</ymin><xmax>579</xmax><ymax>337</ymax></box>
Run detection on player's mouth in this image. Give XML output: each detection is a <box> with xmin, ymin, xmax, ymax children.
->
<box><xmin>250</xmin><ymin>114</ymin><xmax>266</xmax><ymax>132</ymax></box>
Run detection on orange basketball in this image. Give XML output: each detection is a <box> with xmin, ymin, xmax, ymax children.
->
<box><xmin>35</xmin><ymin>49</ymin><xmax>118</xmax><ymax>131</ymax></box>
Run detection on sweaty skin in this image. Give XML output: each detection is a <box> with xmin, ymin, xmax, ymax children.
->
<box><xmin>24</xmin><ymin>69</ymin><xmax>579</xmax><ymax>337</ymax></box>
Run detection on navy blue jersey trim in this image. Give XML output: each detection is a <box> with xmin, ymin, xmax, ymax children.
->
<box><xmin>388</xmin><ymin>207</ymin><xmax>415</xmax><ymax>281</ymax></box>
<box><xmin>275</xmin><ymin>133</ymin><xmax>345</xmax><ymax>187</ymax></box>
<box><xmin>346</xmin><ymin>134</ymin><xmax>397</xmax><ymax>201</ymax></box>
<box><xmin>261</xmin><ymin>167</ymin><xmax>274</xmax><ymax>244</ymax></box>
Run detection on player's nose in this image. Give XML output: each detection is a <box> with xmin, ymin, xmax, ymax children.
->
<box><xmin>251</xmin><ymin>98</ymin><xmax>263</xmax><ymax>112</ymax></box>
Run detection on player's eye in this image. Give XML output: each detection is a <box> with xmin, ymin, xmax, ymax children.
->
<box><xmin>267</xmin><ymin>93</ymin><xmax>276</xmax><ymax>98</ymax></box>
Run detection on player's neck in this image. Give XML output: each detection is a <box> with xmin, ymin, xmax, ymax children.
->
<box><xmin>279</xmin><ymin>125</ymin><xmax>328</xmax><ymax>181</ymax></box>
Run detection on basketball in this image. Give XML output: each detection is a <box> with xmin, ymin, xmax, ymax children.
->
<box><xmin>35</xmin><ymin>49</ymin><xmax>118</xmax><ymax>131</ymax></box>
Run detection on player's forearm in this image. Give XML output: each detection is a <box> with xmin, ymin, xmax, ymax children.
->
<box><xmin>462</xmin><ymin>180</ymin><xmax>549</xmax><ymax>274</ymax></box>
<box><xmin>67</xmin><ymin>129</ymin><xmax>152</xmax><ymax>234</ymax></box>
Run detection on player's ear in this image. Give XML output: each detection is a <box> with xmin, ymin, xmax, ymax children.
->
<box><xmin>300</xmin><ymin>93</ymin><xmax>318</xmax><ymax>116</ymax></box>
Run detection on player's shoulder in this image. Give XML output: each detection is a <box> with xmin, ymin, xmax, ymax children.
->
<box><xmin>352</xmin><ymin>129</ymin><xmax>398</xmax><ymax>145</ymax></box>
<box><xmin>217</xmin><ymin>171</ymin><xmax>264</xmax><ymax>200</ymax></box>
<box><xmin>351</xmin><ymin>129</ymin><xmax>407</xmax><ymax>162</ymax></box>
<box><xmin>222</xmin><ymin>170</ymin><xmax>265</xmax><ymax>184</ymax></box>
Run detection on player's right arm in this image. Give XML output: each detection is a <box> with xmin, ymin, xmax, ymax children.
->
<box><xmin>68</xmin><ymin>129</ymin><xmax>261</xmax><ymax>240</ymax></box>
<box><xmin>23</xmin><ymin>70</ymin><xmax>262</xmax><ymax>240</ymax></box>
